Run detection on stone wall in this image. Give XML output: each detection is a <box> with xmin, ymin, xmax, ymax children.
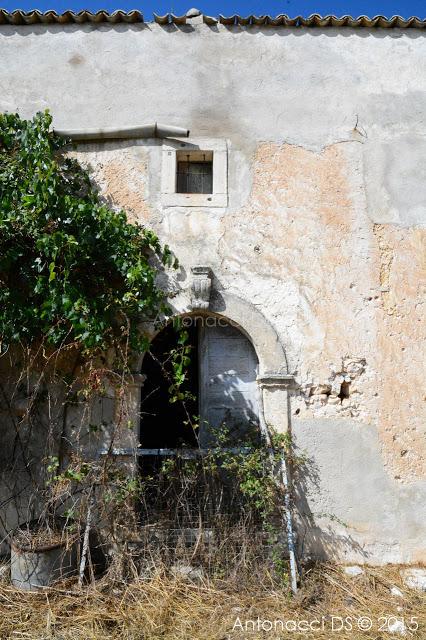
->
<box><xmin>0</xmin><ymin>16</ymin><xmax>425</xmax><ymax>563</ymax></box>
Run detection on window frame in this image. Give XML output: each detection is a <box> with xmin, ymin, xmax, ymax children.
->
<box><xmin>161</xmin><ymin>138</ymin><xmax>228</xmax><ymax>207</ymax></box>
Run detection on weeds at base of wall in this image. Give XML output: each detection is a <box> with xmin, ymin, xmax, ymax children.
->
<box><xmin>0</xmin><ymin>560</ymin><xmax>424</xmax><ymax>639</ymax></box>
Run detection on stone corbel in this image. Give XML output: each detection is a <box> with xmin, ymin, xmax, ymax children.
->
<box><xmin>190</xmin><ymin>266</ymin><xmax>212</xmax><ymax>310</ymax></box>
<box><xmin>257</xmin><ymin>373</ymin><xmax>299</xmax><ymax>390</ymax></box>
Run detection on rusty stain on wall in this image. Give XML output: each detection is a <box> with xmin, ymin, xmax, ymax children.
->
<box><xmin>219</xmin><ymin>142</ymin><xmax>425</xmax><ymax>482</ymax></box>
<box><xmin>100</xmin><ymin>159</ymin><xmax>152</xmax><ymax>224</ymax></box>
<box><xmin>220</xmin><ymin>142</ymin><xmax>366</xmax><ymax>374</ymax></box>
<box><xmin>72</xmin><ymin>148</ymin><xmax>153</xmax><ymax>225</ymax></box>
<box><xmin>373</xmin><ymin>224</ymin><xmax>397</xmax><ymax>316</ymax></box>
<box><xmin>374</xmin><ymin>225</ymin><xmax>426</xmax><ymax>481</ymax></box>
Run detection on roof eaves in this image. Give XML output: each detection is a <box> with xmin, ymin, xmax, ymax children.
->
<box><xmin>153</xmin><ymin>13</ymin><xmax>187</xmax><ymax>25</ymax></box>
<box><xmin>0</xmin><ymin>9</ymin><xmax>144</xmax><ymax>24</ymax></box>
<box><xmin>218</xmin><ymin>13</ymin><xmax>426</xmax><ymax>28</ymax></box>
<box><xmin>0</xmin><ymin>10</ymin><xmax>425</xmax><ymax>28</ymax></box>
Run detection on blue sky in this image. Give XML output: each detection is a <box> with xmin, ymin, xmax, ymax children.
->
<box><xmin>1</xmin><ymin>1</ymin><xmax>424</xmax><ymax>18</ymax></box>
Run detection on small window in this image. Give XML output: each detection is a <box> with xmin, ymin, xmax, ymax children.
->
<box><xmin>161</xmin><ymin>138</ymin><xmax>227</xmax><ymax>207</ymax></box>
<box><xmin>176</xmin><ymin>151</ymin><xmax>213</xmax><ymax>194</ymax></box>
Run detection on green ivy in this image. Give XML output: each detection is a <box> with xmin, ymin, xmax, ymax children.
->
<box><xmin>0</xmin><ymin>110</ymin><xmax>172</xmax><ymax>353</ymax></box>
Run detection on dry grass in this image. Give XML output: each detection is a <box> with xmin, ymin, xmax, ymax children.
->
<box><xmin>0</xmin><ymin>562</ymin><xmax>424</xmax><ymax>639</ymax></box>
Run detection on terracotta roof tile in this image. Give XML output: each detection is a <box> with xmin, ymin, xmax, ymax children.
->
<box><xmin>0</xmin><ymin>10</ymin><xmax>424</xmax><ymax>28</ymax></box>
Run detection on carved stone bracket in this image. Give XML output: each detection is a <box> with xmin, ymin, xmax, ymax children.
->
<box><xmin>190</xmin><ymin>266</ymin><xmax>212</xmax><ymax>310</ymax></box>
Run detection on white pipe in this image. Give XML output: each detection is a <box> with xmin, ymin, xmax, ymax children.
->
<box><xmin>54</xmin><ymin>122</ymin><xmax>190</xmax><ymax>141</ymax></box>
<box><xmin>257</xmin><ymin>387</ymin><xmax>299</xmax><ymax>594</ymax></box>
<box><xmin>280</xmin><ymin>454</ymin><xmax>299</xmax><ymax>595</ymax></box>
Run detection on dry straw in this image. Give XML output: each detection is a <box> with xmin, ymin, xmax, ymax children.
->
<box><xmin>0</xmin><ymin>561</ymin><xmax>424</xmax><ymax>639</ymax></box>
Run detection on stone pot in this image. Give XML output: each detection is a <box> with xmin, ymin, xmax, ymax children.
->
<box><xmin>10</xmin><ymin>521</ymin><xmax>79</xmax><ymax>591</ymax></box>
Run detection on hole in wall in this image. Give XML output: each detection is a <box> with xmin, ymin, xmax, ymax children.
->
<box><xmin>338</xmin><ymin>381</ymin><xmax>351</xmax><ymax>401</ymax></box>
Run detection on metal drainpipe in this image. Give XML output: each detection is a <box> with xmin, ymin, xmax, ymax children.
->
<box><xmin>280</xmin><ymin>452</ymin><xmax>299</xmax><ymax>594</ymax></box>
<box><xmin>54</xmin><ymin>122</ymin><xmax>190</xmax><ymax>141</ymax></box>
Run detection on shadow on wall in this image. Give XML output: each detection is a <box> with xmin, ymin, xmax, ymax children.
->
<box><xmin>292</xmin><ymin>447</ymin><xmax>368</xmax><ymax>562</ymax></box>
<box><xmin>1</xmin><ymin>22</ymin><xmax>425</xmax><ymax>42</ymax></box>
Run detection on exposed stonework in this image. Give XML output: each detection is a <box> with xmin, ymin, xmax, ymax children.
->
<box><xmin>71</xmin><ymin>146</ymin><xmax>154</xmax><ymax>225</ymax></box>
<box><xmin>295</xmin><ymin>357</ymin><xmax>367</xmax><ymax>419</ymax></box>
<box><xmin>374</xmin><ymin>224</ymin><xmax>397</xmax><ymax>316</ymax></box>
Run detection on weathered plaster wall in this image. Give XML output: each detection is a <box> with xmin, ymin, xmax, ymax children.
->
<box><xmin>0</xmin><ymin>19</ymin><xmax>425</xmax><ymax>563</ymax></box>
<box><xmin>294</xmin><ymin>419</ymin><xmax>426</xmax><ymax>564</ymax></box>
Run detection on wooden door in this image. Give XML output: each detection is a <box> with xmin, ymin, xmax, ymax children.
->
<box><xmin>198</xmin><ymin>322</ymin><xmax>259</xmax><ymax>446</ymax></box>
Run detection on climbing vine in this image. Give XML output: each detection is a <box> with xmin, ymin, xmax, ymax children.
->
<box><xmin>0</xmin><ymin>110</ymin><xmax>177</xmax><ymax>565</ymax></box>
<box><xmin>0</xmin><ymin>110</ymin><xmax>173</xmax><ymax>355</ymax></box>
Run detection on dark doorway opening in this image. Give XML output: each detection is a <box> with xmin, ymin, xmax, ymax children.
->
<box><xmin>140</xmin><ymin>316</ymin><xmax>260</xmax><ymax>456</ymax></box>
<box><xmin>140</xmin><ymin>321</ymin><xmax>198</xmax><ymax>450</ymax></box>
<box><xmin>139</xmin><ymin>321</ymin><xmax>198</xmax><ymax>480</ymax></box>
<box><xmin>138</xmin><ymin>316</ymin><xmax>265</xmax><ymax>535</ymax></box>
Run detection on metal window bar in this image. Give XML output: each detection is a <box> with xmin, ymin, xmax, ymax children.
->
<box><xmin>176</xmin><ymin>158</ymin><xmax>213</xmax><ymax>194</ymax></box>
<box><xmin>99</xmin><ymin>447</ymin><xmax>258</xmax><ymax>457</ymax></box>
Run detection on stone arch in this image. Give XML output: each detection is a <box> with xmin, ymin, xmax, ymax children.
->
<box><xmin>208</xmin><ymin>290</ymin><xmax>288</xmax><ymax>376</ymax></box>
<box><xmin>135</xmin><ymin>290</ymin><xmax>289</xmax><ymax>377</ymax></box>
<box><xmin>115</xmin><ymin>290</ymin><xmax>295</xmax><ymax>454</ymax></box>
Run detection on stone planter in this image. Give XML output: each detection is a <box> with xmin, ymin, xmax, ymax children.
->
<box><xmin>10</xmin><ymin>522</ymin><xmax>79</xmax><ymax>591</ymax></box>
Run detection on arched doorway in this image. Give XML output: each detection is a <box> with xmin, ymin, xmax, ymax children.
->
<box><xmin>109</xmin><ymin>296</ymin><xmax>295</xmax><ymax>582</ymax></box>
<box><xmin>131</xmin><ymin>311</ymin><xmax>295</xmax><ymax>579</ymax></box>
<box><xmin>140</xmin><ymin>315</ymin><xmax>260</xmax><ymax>453</ymax></box>
<box><xmin>138</xmin><ymin>314</ymin><xmax>264</xmax><ymax>546</ymax></box>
